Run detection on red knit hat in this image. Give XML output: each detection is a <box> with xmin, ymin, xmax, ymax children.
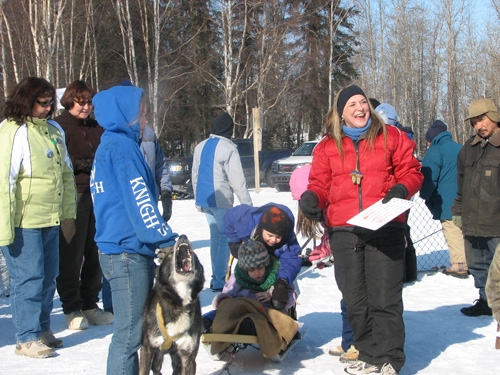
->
<box><xmin>259</xmin><ymin>206</ymin><xmax>290</xmax><ymax>238</ymax></box>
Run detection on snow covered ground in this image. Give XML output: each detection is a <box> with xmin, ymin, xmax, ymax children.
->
<box><xmin>1</xmin><ymin>187</ymin><xmax>499</xmax><ymax>374</ymax></box>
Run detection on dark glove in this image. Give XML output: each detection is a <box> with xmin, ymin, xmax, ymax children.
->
<box><xmin>76</xmin><ymin>158</ymin><xmax>94</xmax><ymax>174</ymax></box>
<box><xmin>161</xmin><ymin>191</ymin><xmax>172</xmax><ymax>222</ymax></box>
<box><xmin>299</xmin><ymin>190</ymin><xmax>323</xmax><ymax>221</ymax></box>
<box><xmin>156</xmin><ymin>245</ymin><xmax>174</xmax><ymax>264</ymax></box>
<box><xmin>271</xmin><ymin>279</ymin><xmax>288</xmax><ymax>310</ymax></box>
<box><xmin>228</xmin><ymin>242</ymin><xmax>242</xmax><ymax>258</ymax></box>
<box><xmin>382</xmin><ymin>184</ymin><xmax>408</xmax><ymax>204</ymax></box>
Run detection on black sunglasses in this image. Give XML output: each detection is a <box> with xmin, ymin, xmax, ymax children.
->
<box><xmin>37</xmin><ymin>99</ymin><xmax>54</xmax><ymax>107</ymax></box>
<box><xmin>73</xmin><ymin>99</ymin><xmax>93</xmax><ymax>106</ymax></box>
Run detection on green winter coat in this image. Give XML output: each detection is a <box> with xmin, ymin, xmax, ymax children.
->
<box><xmin>0</xmin><ymin>117</ymin><xmax>76</xmax><ymax>246</ymax></box>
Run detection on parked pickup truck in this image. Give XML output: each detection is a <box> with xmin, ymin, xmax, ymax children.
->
<box><xmin>270</xmin><ymin>140</ymin><xmax>319</xmax><ymax>192</ymax></box>
<box><xmin>232</xmin><ymin>138</ymin><xmax>292</xmax><ymax>188</ymax></box>
<box><xmin>168</xmin><ymin>138</ymin><xmax>291</xmax><ymax>199</ymax></box>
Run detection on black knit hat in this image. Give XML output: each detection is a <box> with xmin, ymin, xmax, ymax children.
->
<box><xmin>426</xmin><ymin>120</ymin><xmax>448</xmax><ymax>142</ymax></box>
<box><xmin>212</xmin><ymin>112</ymin><xmax>234</xmax><ymax>139</ymax></box>
<box><xmin>259</xmin><ymin>206</ymin><xmax>290</xmax><ymax>238</ymax></box>
<box><xmin>238</xmin><ymin>240</ymin><xmax>270</xmax><ymax>271</ymax></box>
<box><xmin>337</xmin><ymin>85</ymin><xmax>367</xmax><ymax>117</ymax></box>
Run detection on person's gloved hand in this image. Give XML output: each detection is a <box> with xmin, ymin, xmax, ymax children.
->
<box><xmin>161</xmin><ymin>191</ymin><xmax>172</xmax><ymax>222</ymax></box>
<box><xmin>271</xmin><ymin>279</ymin><xmax>288</xmax><ymax>310</ymax></box>
<box><xmin>452</xmin><ymin>215</ymin><xmax>462</xmax><ymax>229</ymax></box>
<box><xmin>308</xmin><ymin>242</ymin><xmax>332</xmax><ymax>261</ymax></box>
<box><xmin>156</xmin><ymin>245</ymin><xmax>174</xmax><ymax>263</ymax></box>
<box><xmin>228</xmin><ymin>242</ymin><xmax>242</xmax><ymax>258</ymax></box>
<box><xmin>299</xmin><ymin>190</ymin><xmax>323</xmax><ymax>221</ymax></box>
<box><xmin>76</xmin><ymin>158</ymin><xmax>94</xmax><ymax>174</ymax></box>
<box><xmin>382</xmin><ymin>184</ymin><xmax>408</xmax><ymax>204</ymax></box>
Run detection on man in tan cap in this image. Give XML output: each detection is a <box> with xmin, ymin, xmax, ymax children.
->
<box><xmin>452</xmin><ymin>98</ymin><xmax>500</xmax><ymax>316</ymax></box>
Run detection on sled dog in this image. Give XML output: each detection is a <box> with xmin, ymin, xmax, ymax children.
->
<box><xmin>139</xmin><ymin>234</ymin><xmax>204</xmax><ymax>375</ymax></box>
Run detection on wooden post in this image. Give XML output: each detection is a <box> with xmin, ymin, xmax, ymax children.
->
<box><xmin>252</xmin><ymin>108</ymin><xmax>262</xmax><ymax>193</ymax></box>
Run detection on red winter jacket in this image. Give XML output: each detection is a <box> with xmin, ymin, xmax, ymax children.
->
<box><xmin>308</xmin><ymin>126</ymin><xmax>423</xmax><ymax>227</ymax></box>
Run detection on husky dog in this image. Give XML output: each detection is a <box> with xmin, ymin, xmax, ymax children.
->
<box><xmin>139</xmin><ymin>234</ymin><xmax>205</xmax><ymax>375</ymax></box>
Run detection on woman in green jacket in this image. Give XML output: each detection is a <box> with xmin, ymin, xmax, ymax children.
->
<box><xmin>0</xmin><ymin>77</ymin><xmax>76</xmax><ymax>358</ymax></box>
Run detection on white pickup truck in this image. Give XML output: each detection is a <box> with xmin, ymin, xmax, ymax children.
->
<box><xmin>269</xmin><ymin>140</ymin><xmax>318</xmax><ymax>192</ymax></box>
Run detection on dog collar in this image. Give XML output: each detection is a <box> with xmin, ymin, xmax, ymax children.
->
<box><xmin>156</xmin><ymin>303</ymin><xmax>194</xmax><ymax>350</ymax></box>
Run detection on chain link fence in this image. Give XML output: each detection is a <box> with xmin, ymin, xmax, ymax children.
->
<box><xmin>408</xmin><ymin>193</ymin><xmax>450</xmax><ymax>272</ymax></box>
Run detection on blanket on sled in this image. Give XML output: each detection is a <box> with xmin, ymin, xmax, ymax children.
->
<box><xmin>211</xmin><ymin>297</ymin><xmax>298</xmax><ymax>358</ymax></box>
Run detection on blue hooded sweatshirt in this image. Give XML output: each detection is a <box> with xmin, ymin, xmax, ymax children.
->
<box><xmin>90</xmin><ymin>85</ymin><xmax>177</xmax><ymax>256</ymax></box>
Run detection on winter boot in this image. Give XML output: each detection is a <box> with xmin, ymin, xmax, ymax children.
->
<box><xmin>83</xmin><ymin>308</ymin><xmax>114</xmax><ymax>325</ymax></box>
<box><xmin>15</xmin><ymin>340</ymin><xmax>54</xmax><ymax>358</ymax></box>
<box><xmin>328</xmin><ymin>345</ymin><xmax>345</xmax><ymax>356</ymax></box>
<box><xmin>237</xmin><ymin>317</ymin><xmax>256</xmax><ymax>336</ymax></box>
<box><xmin>442</xmin><ymin>269</ymin><xmax>469</xmax><ymax>279</ymax></box>
<box><xmin>339</xmin><ymin>345</ymin><xmax>359</xmax><ymax>363</ymax></box>
<box><xmin>40</xmin><ymin>330</ymin><xmax>63</xmax><ymax>348</ymax></box>
<box><xmin>460</xmin><ymin>297</ymin><xmax>492</xmax><ymax>316</ymax></box>
<box><xmin>65</xmin><ymin>310</ymin><xmax>89</xmax><ymax>330</ymax></box>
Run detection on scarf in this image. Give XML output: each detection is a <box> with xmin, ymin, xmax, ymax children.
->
<box><xmin>234</xmin><ymin>257</ymin><xmax>280</xmax><ymax>292</ymax></box>
<box><xmin>343</xmin><ymin>117</ymin><xmax>372</xmax><ymax>141</ymax></box>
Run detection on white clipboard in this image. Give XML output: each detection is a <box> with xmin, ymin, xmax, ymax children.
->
<box><xmin>347</xmin><ymin>198</ymin><xmax>415</xmax><ymax>231</ymax></box>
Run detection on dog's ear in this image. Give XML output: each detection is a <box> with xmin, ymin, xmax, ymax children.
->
<box><xmin>157</xmin><ymin>258</ymin><xmax>172</xmax><ymax>285</ymax></box>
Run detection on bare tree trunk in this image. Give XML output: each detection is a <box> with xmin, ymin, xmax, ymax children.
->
<box><xmin>113</xmin><ymin>0</ymin><xmax>139</xmax><ymax>85</ymax></box>
<box><xmin>28</xmin><ymin>0</ymin><xmax>67</xmax><ymax>83</ymax></box>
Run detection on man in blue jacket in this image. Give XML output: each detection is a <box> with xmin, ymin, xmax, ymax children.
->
<box><xmin>192</xmin><ymin>112</ymin><xmax>252</xmax><ymax>291</ymax></box>
<box><xmin>420</xmin><ymin>120</ymin><xmax>468</xmax><ymax>279</ymax></box>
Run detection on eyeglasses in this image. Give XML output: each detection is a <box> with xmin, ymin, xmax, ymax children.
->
<box><xmin>36</xmin><ymin>99</ymin><xmax>54</xmax><ymax>107</ymax></box>
<box><xmin>73</xmin><ymin>99</ymin><xmax>93</xmax><ymax>107</ymax></box>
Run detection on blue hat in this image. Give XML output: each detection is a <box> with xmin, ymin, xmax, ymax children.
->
<box><xmin>426</xmin><ymin>120</ymin><xmax>448</xmax><ymax>142</ymax></box>
<box><xmin>376</xmin><ymin>103</ymin><xmax>398</xmax><ymax>126</ymax></box>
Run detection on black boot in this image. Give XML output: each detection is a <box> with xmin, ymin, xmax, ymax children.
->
<box><xmin>460</xmin><ymin>297</ymin><xmax>492</xmax><ymax>316</ymax></box>
<box><xmin>238</xmin><ymin>317</ymin><xmax>256</xmax><ymax>336</ymax></box>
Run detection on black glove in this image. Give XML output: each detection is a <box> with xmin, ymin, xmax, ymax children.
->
<box><xmin>299</xmin><ymin>190</ymin><xmax>323</xmax><ymax>221</ymax></box>
<box><xmin>382</xmin><ymin>184</ymin><xmax>409</xmax><ymax>204</ymax></box>
<box><xmin>161</xmin><ymin>191</ymin><xmax>172</xmax><ymax>222</ymax></box>
<box><xmin>228</xmin><ymin>242</ymin><xmax>242</xmax><ymax>258</ymax></box>
<box><xmin>271</xmin><ymin>279</ymin><xmax>289</xmax><ymax>310</ymax></box>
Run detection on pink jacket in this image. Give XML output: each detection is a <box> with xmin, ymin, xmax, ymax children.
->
<box><xmin>290</xmin><ymin>164</ymin><xmax>311</xmax><ymax>200</ymax></box>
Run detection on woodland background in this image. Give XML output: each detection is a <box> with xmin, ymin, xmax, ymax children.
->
<box><xmin>0</xmin><ymin>0</ymin><xmax>499</xmax><ymax>157</ymax></box>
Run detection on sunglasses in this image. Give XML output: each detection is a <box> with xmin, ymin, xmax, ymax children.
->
<box><xmin>36</xmin><ymin>99</ymin><xmax>54</xmax><ymax>107</ymax></box>
<box><xmin>73</xmin><ymin>99</ymin><xmax>93</xmax><ymax>107</ymax></box>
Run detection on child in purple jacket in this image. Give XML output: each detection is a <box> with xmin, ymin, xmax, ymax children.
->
<box><xmin>203</xmin><ymin>240</ymin><xmax>297</xmax><ymax>333</ymax></box>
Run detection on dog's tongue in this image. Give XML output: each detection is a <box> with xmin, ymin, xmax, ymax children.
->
<box><xmin>182</xmin><ymin>259</ymin><xmax>192</xmax><ymax>272</ymax></box>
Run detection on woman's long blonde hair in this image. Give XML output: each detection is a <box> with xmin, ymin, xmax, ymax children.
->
<box><xmin>326</xmin><ymin>87</ymin><xmax>387</xmax><ymax>155</ymax></box>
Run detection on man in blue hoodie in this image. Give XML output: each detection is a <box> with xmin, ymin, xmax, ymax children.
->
<box><xmin>91</xmin><ymin>84</ymin><xmax>177</xmax><ymax>375</ymax></box>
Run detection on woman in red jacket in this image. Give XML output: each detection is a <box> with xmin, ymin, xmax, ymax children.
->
<box><xmin>299</xmin><ymin>85</ymin><xmax>422</xmax><ymax>375</ymax></box>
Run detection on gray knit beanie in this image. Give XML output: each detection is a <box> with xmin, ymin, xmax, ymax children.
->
<box><xmin>237</xmin><ymin>240</ymin><xmax>270</xmax><ymax>271</ymax></box>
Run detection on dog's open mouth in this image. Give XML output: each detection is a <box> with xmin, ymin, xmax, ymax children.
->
<box><xmin>176</xmin><ymin>243</ymin><xmax>194</xmax><ymax>274</ymax></box>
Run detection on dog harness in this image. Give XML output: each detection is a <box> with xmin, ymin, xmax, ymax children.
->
<box><xmin>156</xmin><ymin>303</ymin><xmax>194</xmax><ymax>350</ymax></box>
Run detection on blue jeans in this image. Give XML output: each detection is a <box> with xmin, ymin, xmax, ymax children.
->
<box><xmin>101</xmin><ymin>276</ymin><xmax>112</xmax><ymax>311</ymax></box>
<box><xmin>464</xmin><ymin>236</ymin><xmax>500</xmax><ymax>301</ymax></box>
<box><xmin>1</xmin><ymin>226</ymin><xmax>59</xmax><ymax>343</ymax></box>
<box><xmin>204</xmin><ymin>207</ymin><xmax>230</xmax><ymax>289</ymax></box>
<box><xmin>99</xmin><ymin>252</ymin><xmax>155</xmax><ymax>375</ymax></box>
<box><xmin>340</xmin><ymin>299</ymin><xmax>354</xmax><ymax>352</ymax></box>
